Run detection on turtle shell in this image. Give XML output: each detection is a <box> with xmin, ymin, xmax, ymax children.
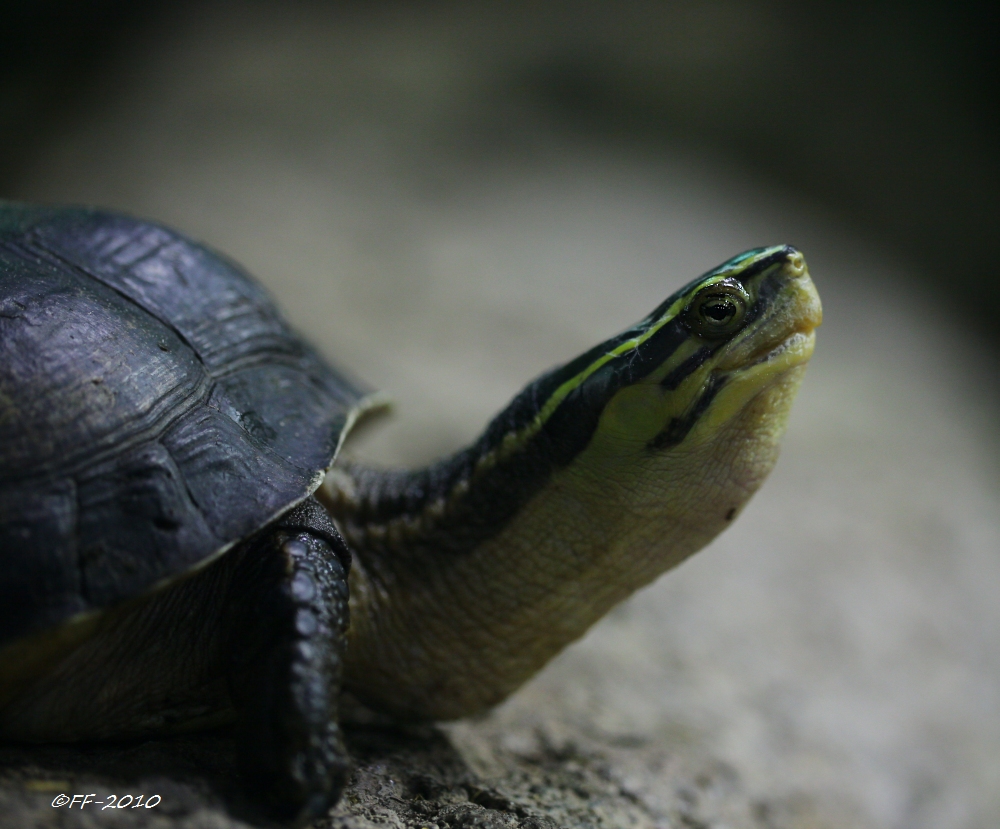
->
<box><xmin>0</xmin><ymin>203</ymin><xmax>369</xmax><ymax>650</ymax></box>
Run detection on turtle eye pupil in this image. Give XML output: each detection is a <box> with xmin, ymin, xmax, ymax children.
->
<box><xmin>702</xmin><ymin>300</ymin><xmax>735</xmax><ymax>322</ymax></box>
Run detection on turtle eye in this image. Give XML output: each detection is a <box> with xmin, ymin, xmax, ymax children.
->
<box><xmin>682</xmin><ymin>283</ymin><xmax>749</xmax><ymax>338</ymax></box>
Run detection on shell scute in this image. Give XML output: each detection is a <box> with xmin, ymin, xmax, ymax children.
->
<box><xmin>0</xmin><ymin>204</ymin><xmax>368</xmax><ymax>648</ymax></box>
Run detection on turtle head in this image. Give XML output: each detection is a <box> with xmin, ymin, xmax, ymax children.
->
<box><xmin>568</xmin><ymin>245</ymin><xmax>822</xmax><ymax>547</ymax></box>
<box><xmin>594</xmin><ymin>246</ymin><xmax>820</xmax><ymax>448</ymax></box>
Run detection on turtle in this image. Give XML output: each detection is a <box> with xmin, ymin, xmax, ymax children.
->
<box><xmin>0</xmin><ymin>202</ymin><xmax>821</xmax><ymax>825</ymax></box>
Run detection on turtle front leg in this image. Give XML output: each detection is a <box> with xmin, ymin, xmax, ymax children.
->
<box><xmin>224</xmin><ymin>498</ymin><xmax>351</xmax><ymax>825</ymax></box>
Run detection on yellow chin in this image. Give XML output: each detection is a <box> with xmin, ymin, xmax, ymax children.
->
<box><xmin>686</xmin><ymin>329</ymin><xmax>815</xmax><ymax>447</ymax></box>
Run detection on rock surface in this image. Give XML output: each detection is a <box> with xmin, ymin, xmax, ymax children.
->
<box><xmin>3</xmin><ymin>3</ymin><xmax>1000</xmax><ymax>828</ymax></box>
<box><xmin>0</xmin><ymin>723</ymin><xmax>802</xmax><ymax>828</ymax></box>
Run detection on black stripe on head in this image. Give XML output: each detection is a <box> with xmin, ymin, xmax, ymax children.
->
<box><xmin>722</xmin><ymin>245</ymin><xmax>793</xmax><ymax>288</ymax></box>
<box><xmin>648</xmin><ymin>374</ymin><xmax>727</xmax><ymax>450</ymax></box>
<box><xmin>659</xmin><ymin>346</ymin><xmax>712</xmax><ymax>390</ymax></box>
<box><xmin>746</xmin><ymin>262</ymin><xmax>787</xmax><ymax>318</ymax></box>
<box><xmin>532</xmin><ymin>315</ymin><xmax>691</xmax><ymax>465</ymax></box>
<box><xmin>730</xmin><ymin>245</ymin><xmax>795</xmax><ymax>322</ymax></box>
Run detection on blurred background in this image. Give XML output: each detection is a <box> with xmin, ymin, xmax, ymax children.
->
<box><xmin>1</xmin><ymin>2</ymin><xmax>998</xmax><ymax>828</ymax></box>
<box><xmin>3</xmin><ymin>0</ymin><xmax>998</xmax><ymax>329</ymax></box>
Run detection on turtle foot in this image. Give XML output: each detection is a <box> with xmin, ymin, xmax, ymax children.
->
<box><xmin>225</xmin><ymin>499</ymin><xmax>352</xmax><ymax>825</ymax></box>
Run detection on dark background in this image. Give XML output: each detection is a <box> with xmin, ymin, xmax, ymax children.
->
<box><xmin>2</xmin><ymin>0</ymin><xmax>997</xmax><ymax>333</ymax></box>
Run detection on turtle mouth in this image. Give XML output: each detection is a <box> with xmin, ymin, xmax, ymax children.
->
<box><xmin>679</xmin><ymin>323</ymin><xmax>816</xmax><ymax>448</ymax></box>
<box><xmin>744</xmin><ymin>326</ymin><xmax>816</xmax><ymax>371</ymax></box>
<box><xmin>703</xmin><ymin>329</ymin><xmax>816</xmax><ymax>418</ymax></box>
<box><xmin>713</xmin><ymin>320</ymin><xmax>818</xmax><ymax>379</ymax></box>
<box><xmin>714</xmin><ymin>266</ymin><xmax>822</xmax><ymax>376</ymax></box>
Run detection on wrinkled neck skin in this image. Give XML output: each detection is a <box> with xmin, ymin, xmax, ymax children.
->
<box><xmin>320</xmin><ymin>365</ymin><xmax>805</xmax><ymax>722</ymax></box>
